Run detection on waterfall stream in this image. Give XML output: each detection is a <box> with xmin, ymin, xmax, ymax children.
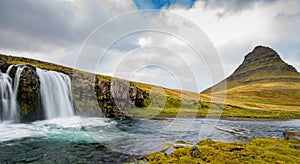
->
<box><xmin>36</xmin><ymin>69</ymin><xmax>75</xmax><ymax>119</ymax></box>
<box><xmin>0</xmin><ymin>65</ymin><xmax>25</xmax><ymax>122</ymax></box>
<box><xmin>1</xmin><ymin>65</ymin><xmax>75</xmax><ymax>122</ymax></box>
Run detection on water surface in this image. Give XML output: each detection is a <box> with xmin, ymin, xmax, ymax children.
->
<box><xmin>0</xmin><ymin>117</ymin><xmax>299</xmax><ymax>163</ymax></box>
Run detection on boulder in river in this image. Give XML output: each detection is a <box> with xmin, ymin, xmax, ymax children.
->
<box><xmin>283</xmin><ymin>131</ymin><xmax>300</xmax><ymax>140</ymax></box>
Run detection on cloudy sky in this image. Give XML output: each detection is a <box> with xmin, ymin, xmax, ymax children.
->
<box><xmin>0</xmin><ymin>0</ymin><xmax>300</xmax><ymax>92</ymax></box>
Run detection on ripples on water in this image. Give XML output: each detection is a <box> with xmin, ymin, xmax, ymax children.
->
<box><xmin>0</xmin><ymin>117</ymin><xmax>299</xmax><ymax>163</ymax></box>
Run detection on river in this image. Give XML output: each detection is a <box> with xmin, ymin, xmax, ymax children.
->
<box><xmin>0</xmin><ymin>117</ymin><xmax>299</xmax><ymax>163</ymax></box>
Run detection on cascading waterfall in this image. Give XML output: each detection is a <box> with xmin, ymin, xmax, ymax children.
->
<box><xmin>36</xmin><ymin>69</ymin><xmax>75</xmax><ymax>119</ymax></box>
<box><xmin>0</xmin><ymin>65</ymin><xmax>25</xmax><ymax>122</ymax></box>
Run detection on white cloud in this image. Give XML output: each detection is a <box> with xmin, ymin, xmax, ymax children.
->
<box><xmin>168</xmin><ymin>0</ymin><xmax>300</xmax><ymax>76</ymax></box>
<box><xmin>137</xmin><ymin>37</ymin><xmax>153</xmax><ymax>47</ymax></box>
<box><xmin>1</xmin><ymin>0</ymin><xmax>300</xmax><ymax>92</ymax></box>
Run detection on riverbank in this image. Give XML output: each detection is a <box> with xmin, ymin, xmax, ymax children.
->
<box><xmin>141</xmin><ymin>138</ymin><xmax>300</xmax><ymax>163</ymax></box>
<box><xmin>130</xmin><ymin>106</ymin><xmax>300</xmax><ymax>120</ymax></box>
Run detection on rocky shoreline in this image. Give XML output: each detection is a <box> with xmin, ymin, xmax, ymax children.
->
<box><xmin>138</xmin><ymin>131</ymin><xmax>300</xmax><ymax>163</ymax></box>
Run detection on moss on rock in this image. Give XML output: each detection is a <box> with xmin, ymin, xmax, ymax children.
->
<box><xmin>144</xmin><ymin>138</ymin><xmax>300</xmax><ymax>163</ymax></box>
<box><xmin>17</xmin><ymin>65</ymin><xmax>44</xmax><ymax>122</ymax></box>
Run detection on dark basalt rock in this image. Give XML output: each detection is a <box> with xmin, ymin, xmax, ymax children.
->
<box><xmin>71</xmin><ymin>72</ymin><xmax>103</xmax><ymax>117</ymax></box>
<box><xmin>0</xmin><ymin>62</ymin><xmax>43</xmax><ymax>122</ymax></box>
<box><xmin>0</xmin><ymin>60</ymin><xmax>9</xmax><ymax>72</ymax></box>
<box><xmin>94</xmin><ymin>77</ymin><xmax>148</xmax><ymax>118</ymax></box>
<box><xmin>17</xmin><ymin>65</ymin><xmax>44</xmax><ymax>122</ymax></box>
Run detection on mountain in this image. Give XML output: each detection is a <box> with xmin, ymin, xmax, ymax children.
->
<box><xmin>202</xmin><ymin>46</ymin><xmax>300</xmax><ymax>111</ymax></box>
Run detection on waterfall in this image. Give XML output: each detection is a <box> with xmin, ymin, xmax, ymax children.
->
<box><xmin>0</xmin><ymin>65</ymin><xmax>25</xmax><ymax>122</ymax></box>
<box><xmin>36</xmin><ymin>69</ymin><xmax>75</xmax><ymax>119</ymax></box>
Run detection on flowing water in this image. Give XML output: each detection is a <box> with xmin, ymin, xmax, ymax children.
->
<box><xmin>36</xmin><ymin>69</ymin><xmax>74</xmax><ymax>119</ymax></box>
<box><xmin>0</xmin><ymin>117</ymin><xmax>299</xmax><ymax>163</ymax></box>
<box><xmin>0</xmin><ymin>65</ymin><xmax>25</xmax><ymax>123</ymax></box>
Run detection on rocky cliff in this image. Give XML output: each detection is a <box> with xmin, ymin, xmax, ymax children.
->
<box><xmin>0</xmin><ymin>54</ymin><xmax>149</xmax><ymax>122</ymax></box>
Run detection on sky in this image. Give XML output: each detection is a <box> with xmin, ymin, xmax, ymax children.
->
<box><xmin>0</xmin><ymin>0</ymin><xmax>300</xmax><ymax>92</ymax></box>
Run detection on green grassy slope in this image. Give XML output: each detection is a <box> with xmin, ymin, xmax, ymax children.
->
<box><xmin>1</xmin><ymin>48</ymin><xmax>300</xmax><ymax>119</ymax></box>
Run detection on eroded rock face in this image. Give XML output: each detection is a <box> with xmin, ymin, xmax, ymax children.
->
<box><xmin>17</xmin><ymin>65</ymin><xmax>43</xmax><ymax>122</ymax></box>
<box><xmin>95</xmin><ymin>77</ymin><xmax>148</xmax><ymax>118</ymax></box>
<box><xmin>71</xmin><ymin>72</ymin><xmax>102</xmax><ymax>117</ymax></box>
<box><xmin>0</xmin><ymin>60</ymin><xmax>10</xmax><ymax>73</ymax></box>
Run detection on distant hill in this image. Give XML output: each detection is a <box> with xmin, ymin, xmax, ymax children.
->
<box><xmin>202</xmin><ymin>46</ymin><xmax>300</xmax><ymax>111</ymax></box>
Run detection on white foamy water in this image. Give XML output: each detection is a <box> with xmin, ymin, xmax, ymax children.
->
<box><xmin>0</xmin><ymin>117</ymin><xmax>116</xmax><ymax>143</ymax></box>
<box><xmin>36</xmin><ymin>69</ymin><xmax>75</xmax><ymax>119</ymax></box>
<box><xmin>0</xmin><ymin>65</ymin><xmax>25</xmax><ymax>123</ymax></box>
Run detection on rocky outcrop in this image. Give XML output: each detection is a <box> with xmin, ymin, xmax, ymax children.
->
<box><xmin>0</xmin><ymin>64</ymin><xmax>43</xmax><ymax>122</ymax></box>
<box><xmin>0</xmin><ymin>60</ymin><xmax>9</xmax><ymax>71</ymax></box>
<box><xmin>283</xmin><ymin>131</ymin><xmax>300</xmax><ymax>140</ymax></box>
<box><xmin>94</xmin><ymin>76</ymin><xmax>148</xmax><ymax>118</ymax></box>
<box><xmin>17</xmin><ymin>65</ymin><xmax>43</xmax><ymax>122</ymax></box>
<box><xmin>1</xmin><ymin>54</ymin><xmax>149</xmax><ymax>121</ymax></box>
<box><xmin>71</xmin><ymin>72</ymin><xmax>103</xmax><ymax>117</ymax></box>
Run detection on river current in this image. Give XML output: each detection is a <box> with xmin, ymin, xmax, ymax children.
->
<box><xmin>0</xmin><ymin>117</ymin><xmax>299</xmax><ymax>163</ymax></box>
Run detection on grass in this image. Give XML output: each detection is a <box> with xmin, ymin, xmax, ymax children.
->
<box><xmin>143</xmin><ymin>138</ymin><xmax>300</xmax><ymax>163</ymax></box>
<box><xmin>202</xmin><ymin>82</ymin><xmax>300</xmax><ymax>112</ymax></box>
<box><xmin>129</xmin><ymin>105</ymin><xmax>300</xmax><ymax>119</ymax></box>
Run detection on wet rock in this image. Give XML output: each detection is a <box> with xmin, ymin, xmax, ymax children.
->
<box><xmin>190</xmin><ymin>146</ymin><xmax>201</xmax><ymax>158</ymax></box>
<box><xmin>283</xmin><ymin>131</ymin><xmax>300</xmax><ymax>140</ymax></box>
<box><xmin>0</xmin><ymin>60</ymin><xmax>9</xmax><ymax>72</ymax></box>
<box><xmin>17</xmin><ymin>65</ymin><xmax>44</xmax><ymax>122</ymax></box>
<box><xmin>165</xmin><ymin>147</ymin><xmax>176</xmax><ymax>156</ymax></box>
<box><xmin>94</xmin><ymin>76</ymin><xmax>148</xmax><ymax>118</ymax></box>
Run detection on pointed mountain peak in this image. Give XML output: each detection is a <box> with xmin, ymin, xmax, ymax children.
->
<box><xmin>243</xmin><ymin>45</ymin><xmax>281</xmax><ymax>66</ymax></box>
<box><xmin>203</xmin><ymin>45</ymin><xmax>300</xmax><ymax>94</ymax></box>
<box><xmin>226</xmin><ymin>45</ymin><xmax>299</xmax><ymax>86</ymax></box>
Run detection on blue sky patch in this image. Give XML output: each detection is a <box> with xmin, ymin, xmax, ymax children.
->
<box><xmin>133</xmin><ymin>0</ymin><xmax>196</xmax><ymax>10</ymax></box>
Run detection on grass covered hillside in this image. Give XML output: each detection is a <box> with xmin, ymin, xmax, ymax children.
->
<box><xmin>1</xmin><ymin>47</ymin><xmax>300</xmax><ymax>119</ymax></box>
<box><xmin>202</xmin><ymin>46</ymin><xmax>300</xmax><ymax>111</ymax></box>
